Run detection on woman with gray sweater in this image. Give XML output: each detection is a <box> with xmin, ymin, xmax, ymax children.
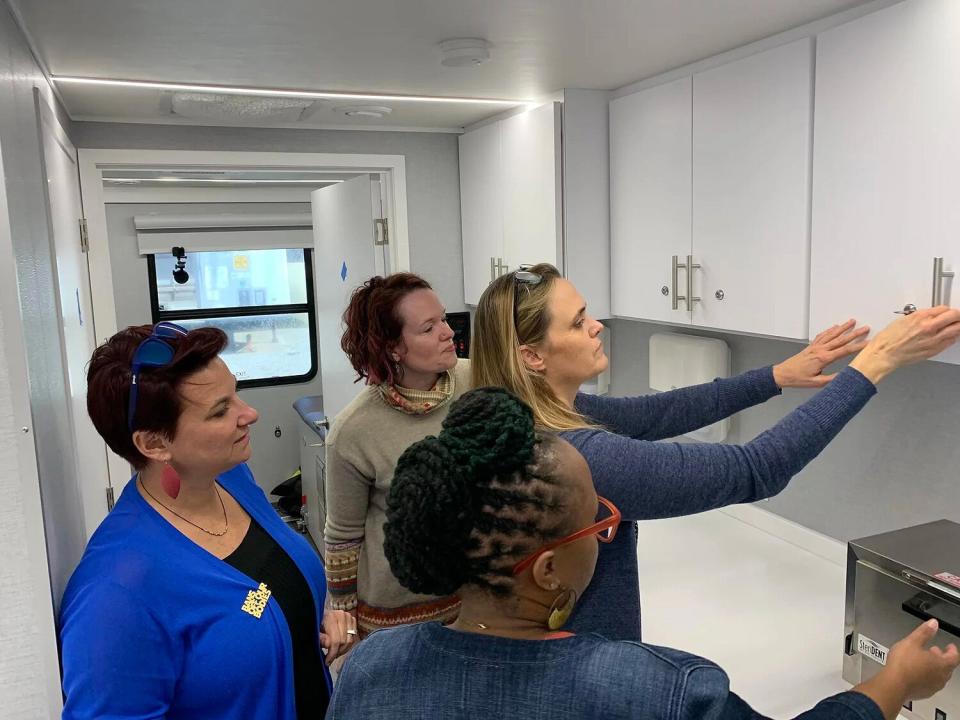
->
<box><xmin>324</xmin><ymin>273</ymin><xmax>470</xmax><ymax>637</ymax></box>
<box><xmin>472</xmin><ymin>263</ymin><xmax>960</xmax><ymax>641</ymax></box>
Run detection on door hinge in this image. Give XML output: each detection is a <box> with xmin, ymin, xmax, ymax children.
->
<box><xmin>105</xmin><ymin>485</ymin><xmax>115</xmax><ymax>511</ymax></box>
<box><xmin>78</xmin><ymin>218</ymin><xmax>89</xmax><ymax>253</ymax></box>
<box><xmin>374</xmin><ymin>218</ymin><xmax>389</xmax><ymax>246</ymax></box>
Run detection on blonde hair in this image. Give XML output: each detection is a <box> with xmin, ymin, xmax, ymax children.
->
<box><xmin>472</xmin><ymin>263</ymin><xmax>595</xmax><ymax>431</ymax></box>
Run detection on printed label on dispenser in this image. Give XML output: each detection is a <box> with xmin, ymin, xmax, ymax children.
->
<box><xmin>857</xmin><ymin>634</ymin><xmax>888</xmax><ymax>665</ymax></box>
<box><xmin>934</xmin><ymin>572</ymin><xmax>960</xmax><ymax>589</ymax></box>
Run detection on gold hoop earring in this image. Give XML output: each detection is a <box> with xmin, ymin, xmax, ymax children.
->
<box><xmin>547</xmin><ymin>587</ymin><xmax>577</xmax><ymax>631</ymax></box>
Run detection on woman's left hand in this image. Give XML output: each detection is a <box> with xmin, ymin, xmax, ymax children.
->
<box><xmin>772</xmin><ymin>319</ymin><xmax>870</xmax><ymax>389</ymax></box>
<box><xmin>320</xmin><ymin>609</ymin><xmax>358</xmax><ymax>665</ymax></box>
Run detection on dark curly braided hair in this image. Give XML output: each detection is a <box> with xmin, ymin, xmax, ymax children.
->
<box><xmin>384</xmin><ymin>387</ymin><xmax>574</xmax><ymax>597</ymax></box>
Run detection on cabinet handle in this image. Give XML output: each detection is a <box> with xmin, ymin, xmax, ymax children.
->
<box><xmin>685</xmin><ymin>255</ymin><xmax>701</xmax><ymax>312</ymax></box>
<box><xmin>672</xmin><ymin>255</ymin><xmax>686</xmax><ymax>310</ymax></box>
<box><xmin>894</xmin><ymin>304</ymin><xmax>917</xmax><ymax>315</ymax></box>
<box><xmin>932</xmin><ymin>257</ymin><xmax>954</xmax><ymax>306</ymax></box>
<box><xmin>490</xmin><ymin>256</ymin><xmax>497</xmax><ymax>282</ymax></box>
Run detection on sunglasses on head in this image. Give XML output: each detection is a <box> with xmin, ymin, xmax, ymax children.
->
<box><xmin>127</xmin><ymin>322</ymin><xmax>188</xmax><ymax>432</ymax></box>
<box><xmin>512</xmin><ymin>265</ymin><xmax>542</xmax><ymax>337</ymax></box>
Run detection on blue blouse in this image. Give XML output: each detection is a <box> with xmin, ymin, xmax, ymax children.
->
<box><xmin>60</xmin><ymin>463</ymin><xmax>332</xmax><ymax>719</ymax></box>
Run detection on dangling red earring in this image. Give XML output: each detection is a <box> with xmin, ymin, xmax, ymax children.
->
<box><xmin>160</xmin><ymin>463</ymin><xmax>181</xmax><ymax>499</ymax></box>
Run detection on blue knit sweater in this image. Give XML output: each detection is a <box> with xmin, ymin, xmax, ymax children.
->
<box><xmin>59</xmin><ymin>463</ymin><xmax>332</xmax><ymax>720</ymax></box>
<box><xmin>564</xmin><ymin>365</ymin><xmax>877</xmax><ymax>640</ymax></box>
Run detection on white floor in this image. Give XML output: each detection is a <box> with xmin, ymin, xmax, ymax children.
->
<box><xmin>636</xmin><ymin>508</ymin><xmax>853</xmax><ymax>718</ymax></box>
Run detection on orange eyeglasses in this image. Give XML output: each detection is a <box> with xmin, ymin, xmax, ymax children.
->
<box><xmin>512</xmin><ymin>496</ymin><xmax>621</xmax><ymax>576</ymax></box>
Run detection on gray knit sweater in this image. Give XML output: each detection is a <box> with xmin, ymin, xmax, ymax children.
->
<box><xmin>324</xmin><ymin>360</ymin><xmax>472</xmax><ymax>635</ymax></box>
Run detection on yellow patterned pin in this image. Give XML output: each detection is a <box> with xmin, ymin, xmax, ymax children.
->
<box><xmin>241</xmin><ymin>583</ymin><xmax>271</xmax><ymax>619</ymax></box>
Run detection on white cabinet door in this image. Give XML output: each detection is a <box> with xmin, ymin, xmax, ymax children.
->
<box><xmin>459</xmin><ymin>121</ymin><xmax>503</xmax><ymax>305</ymax></box>
<box><xmin>692</xmin><ymin>38</ymin><xmax>812</xmax><ymax>339</ymax></box>
<box><xmin>610</xmin><ymin>76</ymin><xmax>693</xmax><ymax>323</ymax></box>
<box><xmin>811</xmin><ymin>0</ymin><xmax>960</xmax><ymax>364</ymax></box>
<box><xmin>501</xmin><ymin>102</ymin><xmax>562</xmax><ymax>273</ymax></box>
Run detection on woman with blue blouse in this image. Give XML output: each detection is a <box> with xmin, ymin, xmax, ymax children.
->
<box><xmin>59</xmin><ymin>323</ymin><xmax>355</xmax><ymax>719</ymax></box>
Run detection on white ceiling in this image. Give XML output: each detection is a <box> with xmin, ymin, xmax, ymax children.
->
<box><xmin>13</xmin><ymin>0</ymin><xmax>875</xmax><ymax>130</ymax></box>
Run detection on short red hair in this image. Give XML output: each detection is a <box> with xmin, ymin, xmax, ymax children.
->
<box><xmin>341</xmin><ymin>273</ymin><xmax>432</xmax><ymax>385</ymax></box>
<box><xmin>86</xmin><ymin>324</ymin><xmax>228</xmax><ymax>469</ymax></box>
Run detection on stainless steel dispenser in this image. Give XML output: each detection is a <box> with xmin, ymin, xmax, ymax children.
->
<box><xmin>844</xmin><ymin>520</ymin><xmax>960</xmax><ymax>719</ymax></box>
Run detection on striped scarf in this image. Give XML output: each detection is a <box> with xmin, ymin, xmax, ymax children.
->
<box><xmin>378</xmin><ymin>370</ymin><xmax>455</xmax><ymax>415</ymax></box>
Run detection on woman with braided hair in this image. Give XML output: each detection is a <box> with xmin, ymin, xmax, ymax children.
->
<box><xmin>324</xmin><ymin>273</ymin><xmax>470</xmax><ymax>637</ymax></box>
<box><xmin>327</xmin><ymin>387</ymin><xmax>959</xmax><ymax>720</ymax></box>
<box><xmin>471</xmin><ymin>264</ymin><xmax>960</xmax><ymax>641</ymax></box>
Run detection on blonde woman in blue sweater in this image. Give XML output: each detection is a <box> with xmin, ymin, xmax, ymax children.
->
<box><xmin>472</xmin><ymin>263</ymin><xmax>960</xmax><ymax>640</ymax></box>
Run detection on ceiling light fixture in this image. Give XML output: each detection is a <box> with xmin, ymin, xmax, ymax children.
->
<box><xmin>52</xmin><ymin>76</ymin><xmax>530</xmax><ymax>106</ymax></box>
<box><xmin>103</xmin><ymin>177</ymin><xmax>346</xmax><ymax>184</ymax></box>
<box><xmin>439</xmin><ymin>38</ymin><xmax>491</xmax><ymax>67</ymax></box>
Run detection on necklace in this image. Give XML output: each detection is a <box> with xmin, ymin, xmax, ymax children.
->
<box><xmin>139</xmin><ymin>476</ymin><xmax>229</xmax><ymax>537</ymax></box>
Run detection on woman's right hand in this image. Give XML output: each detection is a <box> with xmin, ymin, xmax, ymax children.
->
<box><xmin>849</xmin><ymin>306</ymin><xmax>960</xmax><ymax>384</ymax></box>
<box><xmin>855</xmin><ymin>620</ymin><xmax>960</xmax><ymax>719</ymax></box>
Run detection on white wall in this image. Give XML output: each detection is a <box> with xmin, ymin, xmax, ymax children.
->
<box><xmin>72</xmin><ymin>123</ymin><xmax>468</xmax><ymax>315</ymax></box>
<box><xmin>0</xmin><ymin>4</ymin><xmax>71</xmax><ymax>715</ymax></box>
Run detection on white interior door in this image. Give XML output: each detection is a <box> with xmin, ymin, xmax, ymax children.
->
<box><xmin>36</xmin><ymin>92</ymin><xmax>111</xmax><ymax>537</ymax></box>
<box><xmin>312</xmin><ymin>175</ymin><xmax>380</xmax><ymax>423</ymax></box>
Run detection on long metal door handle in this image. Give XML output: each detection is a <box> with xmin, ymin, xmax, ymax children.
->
<box><xmin>490</xmin><ymin>256</ymin><xmax>496</xmax><ymax>282</ymax></box>
<box><xmin>685</xmin><ymin>255</ymin><xmax>701</xmax><ymax>312</ymax></box>
<box><xmin>672</xmin><ymin>255</ymin><xmax>686</xmax><ymax>310</ymax></box>
<box><xmin>932</xmin><ymin>257</ymin><xmax>955</xmax><ymax>306</ymax></box>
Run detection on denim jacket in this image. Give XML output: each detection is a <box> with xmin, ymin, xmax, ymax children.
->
<box><xmin>327</xmin><ymin>623</ymin><xmax>883</xmax><ymax>720</ymax></box>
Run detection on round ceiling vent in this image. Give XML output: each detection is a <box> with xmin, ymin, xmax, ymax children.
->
<box><xmin>334</xmin><ymin>105</ymin><xmax>393</xmax><ymax>118</ymax></box>
<box><xmin>439</xmin><ymin>38</ymin><xmax>491</xmax><ymax>67</ymax></box>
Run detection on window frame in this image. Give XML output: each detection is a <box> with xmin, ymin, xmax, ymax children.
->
<box><xmin>146</xmin><ymin>248</ymin><xmax>318</xmax><ymax>389</ymax></box>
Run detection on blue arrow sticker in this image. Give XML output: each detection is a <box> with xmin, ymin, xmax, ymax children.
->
<box><xmin>340</xmin><ymin>261</ymin><xmax>348</xmax><ymax>282</ymax></box>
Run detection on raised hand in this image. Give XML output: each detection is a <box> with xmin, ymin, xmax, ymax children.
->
<box><xmin>773</xmin><ymin>319</ymin><xmax>870</xmax><ymax>389</ymax></box>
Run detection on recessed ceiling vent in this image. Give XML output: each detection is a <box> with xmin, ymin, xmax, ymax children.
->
<box><xmin>334</xmin><ymin>105</ymin><xmax>393</xmax><ymax>118</ymax></box>
<box><xmin>163</xmin><ymin>92</ymin><xmax>323</xmax><ymax>122</ymax></box>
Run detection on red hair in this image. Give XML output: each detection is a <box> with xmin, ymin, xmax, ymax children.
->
<box><xmin>341</xmin><ymin>273</ymin><xmax>432</xmax><ymax>385</ymax></box>
<box><xmin>86</xmin><ymin>325</ymin><xmax>228</xmax><ymax>469</ymax></box>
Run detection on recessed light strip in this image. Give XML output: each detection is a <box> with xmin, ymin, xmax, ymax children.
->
<box><xmin>52</xmin><ymin>76</ymin><xmax>533</xmax><ymax>106</ymax></box>
<box><xmin>105</xmin><ymin>177</ymin><xmax>346</xmax><ymax>184</ymax></box>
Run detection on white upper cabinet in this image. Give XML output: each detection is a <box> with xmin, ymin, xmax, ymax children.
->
<box><xmin>692</xmin><ymin>38</ymin><xmax>812</xmax><ymax>339</ymax></box>
<box><xmin>610</xmin><ymin>76</ymin><xmax>692</xmax><ymax>324</ymax></box>
<box><xmin>811</xmin><ymin>0</ymin><xmax>960</xmax><ymax>364</ymax></box>
<box><xmin>459</xmin><ymin>103</ymin><xmax>561</xmax><ymax>306</ymax></box>
<box><xmin>458</xmin><ymin>120</ymin><xmax>503</xmax><ymax>306</ymax></box>
<box><xmin>610</xmin><ymin>39</ymin><xmax>813</xmax><ymax>339</ymax></box>
<box><xmin>460</xmin><ymin>98</ymin><xmax>610</xmax><ymax>315</ymax></box>
<box><xmin>500</xmin><ymin>103</ymin><xmax>563</xmax><ymax>276</ymax></box>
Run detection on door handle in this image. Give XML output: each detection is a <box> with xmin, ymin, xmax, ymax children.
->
<box><xmin>932</xmin><ymin>257</ymin><xmax>954</xmax><ymax>306</ymax></box>
<box><xmin>490</xmin><ymin>256</ymin><xmax>496</xmax><ymax>282</ymax></box>
<box><xmin>672</xmin><ymin>255</ymin><xmax>686</xmax><ymax>310</ymax></box>
<box><xmin>685</xmin><ymin>255</ymin><xmax>701</xmax><ymax>312</ymax></box>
